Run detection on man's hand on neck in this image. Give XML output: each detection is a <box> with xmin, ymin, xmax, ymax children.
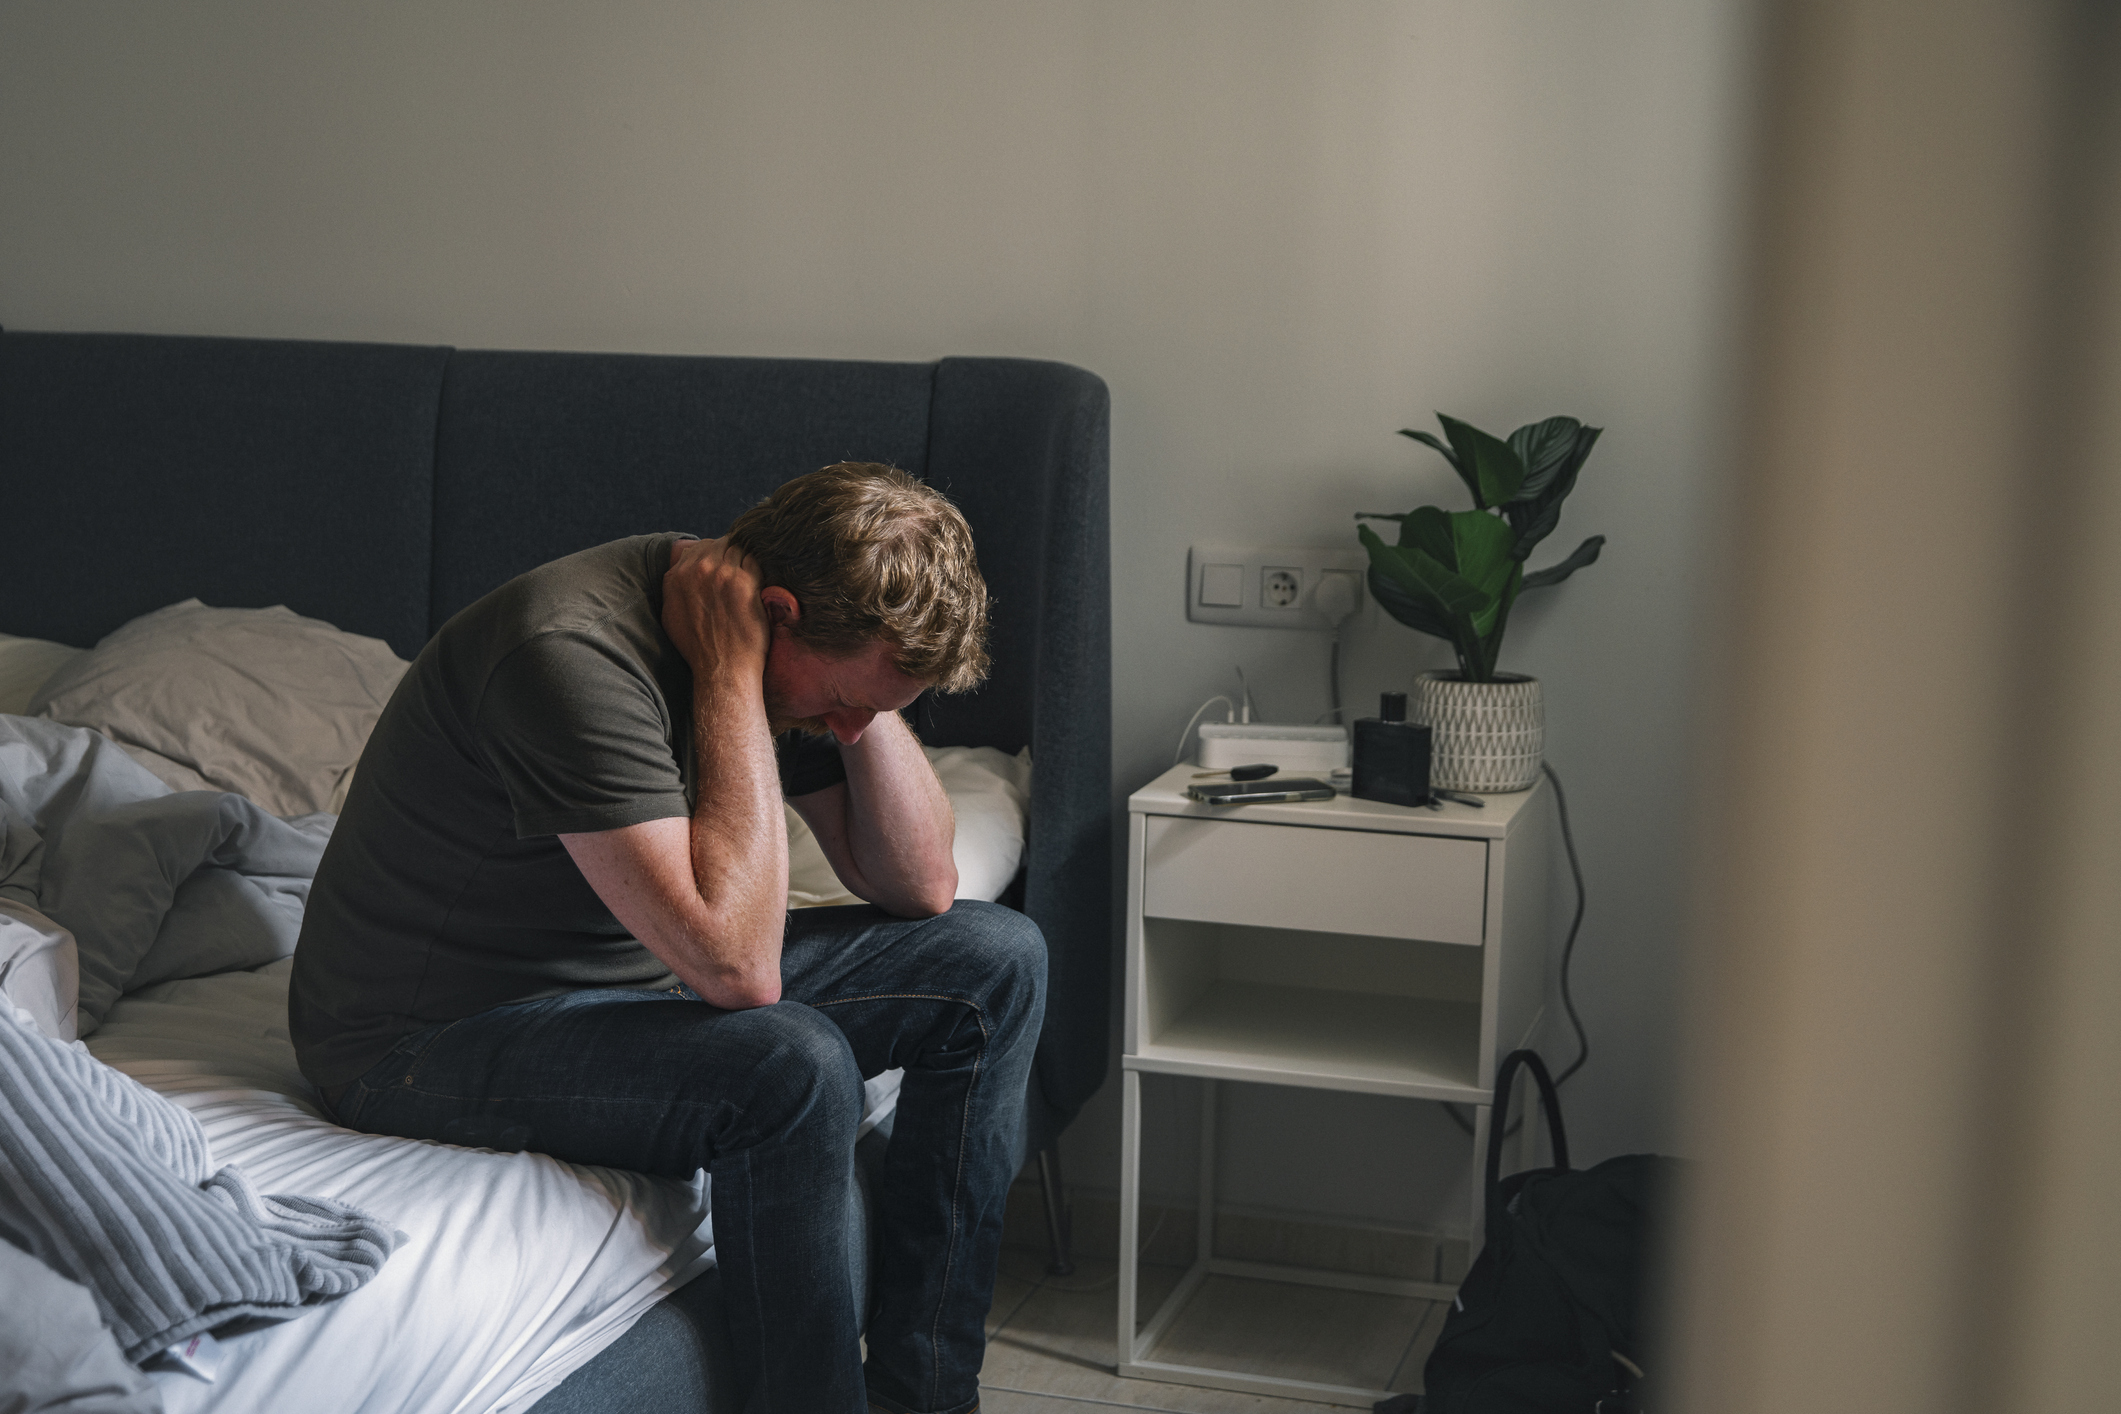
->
<box><xmin>661</xmin><ymin>535</ymin><xmax>771</xmax><ymax>687</ymax></box>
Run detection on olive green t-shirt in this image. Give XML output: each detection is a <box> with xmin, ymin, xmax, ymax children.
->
<box><xmin>289</xmin><ymin>533</ymin><xmax>847</xmax><ymax>1089</ymax></box>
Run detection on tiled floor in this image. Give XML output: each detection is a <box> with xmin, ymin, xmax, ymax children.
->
<box><xmin>978</xmin><ymin>1241</ymin><xmax>1444</xmax><ymax>1413</ymax></box>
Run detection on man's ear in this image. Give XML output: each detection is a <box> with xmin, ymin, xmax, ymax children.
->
<box><xmin>761</xmin><ymin>586</ymin><xmax>801</xmax><ymax>627</ymax></box>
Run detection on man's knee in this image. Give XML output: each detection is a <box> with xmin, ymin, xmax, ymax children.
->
<box><xmin>938</xmin><ymin>900</ymin><xmax>1047</xmax><ymax>1021</ymax></box>
<box><xmin>720</xmin><ymin>1002</ymin><xmax>864</xmax><ymax>1141</ymax></box>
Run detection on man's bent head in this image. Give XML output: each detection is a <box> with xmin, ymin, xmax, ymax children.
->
<box><xmin>727</xmin><ymin>463</ymin><xmax>990</xmax><ymax>694</ymax></box>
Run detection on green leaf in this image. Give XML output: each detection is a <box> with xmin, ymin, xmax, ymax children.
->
<box><xmin>1437</xmin><ymin>415</ymin><xmax>1525</xmax><ymax>508</ymax></box>
<box><xmin>1359</xmin><ymin>523</ymin><xmax>1488</xmax><ymax>672</ymax></box>
<box><xmin>1475</xmin><ymin>563</ymin><xmax>1525</xmax><ymax>680</ymax></box>
<box><xmin>1545</xmin><ymin>424</ymin><xmax>1601</xmax><ymax>503</ymax></box>
<box><xmin>1367</xmin><ymin>566</ymin><xmax>1458</xmax><ymax>641</ymax></box>
<box><xmin>1447</xmin><ymin>510</ymin><xmax>1516</xmax><ymax>586</ymax></box>
<box><xmin>1446</xmin><ymin>510</ymin><xmax>1519</xmax><ymax>639</ymax></box>
<box><xmin>1518</xmin><ymin>535</ymin><xmax>1606</xmax><ymax>590</ymax></box>
<box><xmin>1507</xmin><ymin>417</ymin><xmax>1582</xmax><ymax>503</ymax></box>
<box><xmin>1357</xmin><ymin>509</ymin><xmax>1453</xmax><ymax>556</ymax></box>
<box><xmin>1505</xmin><ymin>424</ymin><xmax>1602</xmax><ymax>558</ymax></box>
<box><xmin>1507</xmin><ymin>499</ymin><xmax>1561</xmax><ymax>558</ymax></box>
<box><xmin>1398</xmin><ymin>428</ymin><xmax>1461</xmax><ymax>471</ymax></box>
<box><xmin>1401</xmin><ymin>426</ymin><xmax>1482</xmax><ymax>507</ymax></box>
<box><xmin>1402</xmin><ymin>505</ymin><xmax>1457</xmax><ymax>562</ymax></box>
<box><xmin>1360</xmin><ymin>525</ymin><xmax>1488</xmax><ymax>618</ymax></box>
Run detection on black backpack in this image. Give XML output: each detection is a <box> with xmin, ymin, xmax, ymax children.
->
<box><xmin>1381</xmin><ymin>1050</ymin><xmax>1679</xmax><ymax>1414</ymax></box>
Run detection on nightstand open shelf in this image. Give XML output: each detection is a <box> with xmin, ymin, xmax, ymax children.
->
<box><xmin>1116</xmin><ymin>765</ymin><xmax>1555</xmax><ymax>1408</ymax></box>
<box><xmin>1134</xmin><ymin>917</ymin><xmax>1487</xmax><ymax>1101</ymax></box>
<box><xmin>1138</xmin><ymin>983</ymin><xmax>1482</xmax><ymax>1099</ymax></box>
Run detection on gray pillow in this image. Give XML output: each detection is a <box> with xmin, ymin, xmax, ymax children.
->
<box><xmin>0</xmin><ymin>632</ymin><xmax>85</xmax><ymax>716</ymax></box>
<box><xmin>31</xmin><ymin>601</ymin><xmax>409</xmax><ymax>818</ymax></box>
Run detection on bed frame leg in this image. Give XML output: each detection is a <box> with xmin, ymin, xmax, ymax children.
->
<box><xmin>1035</xmin><ymin>1145</ymin><xmax>1074</xmax><ymax>1276</ymax></box>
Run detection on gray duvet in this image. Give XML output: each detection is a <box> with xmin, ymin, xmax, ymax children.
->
<box><xmin>0</xmin><ymin>715</ymin><xmax>329</xmax><ymax>1033</ymax></box>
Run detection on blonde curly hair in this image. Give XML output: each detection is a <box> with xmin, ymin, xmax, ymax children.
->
<box><xmin>727</xmin><ymin>462</ymin><xmax>990</xmax><ymax>693</ymax></box>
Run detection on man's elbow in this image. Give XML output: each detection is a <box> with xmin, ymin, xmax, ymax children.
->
<box><xmin>706</xmin><ymin>974</ymin><xmax>783</xmax><ymax>1009</ymax></box>
<box><xmin>902</xmin><ymin>873</ymin><xmax>958</xmax><ymax>919</ymax></box>
<box><xmin>692</xmin><ymin>952</ymin><xmax>783</xmax><ymax>1009</ymax></box>
<box><xmin>727</xmin><ymin>979</ymin><xmax>784</xmax><ymax>1009</ymax></box>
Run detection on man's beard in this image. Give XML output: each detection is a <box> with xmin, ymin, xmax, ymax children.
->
<box><xmin>761</xmin><ymin>684</ymin><xmax>828</xmax><ymax>738</ymax></box>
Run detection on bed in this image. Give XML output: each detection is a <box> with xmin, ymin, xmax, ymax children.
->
<box><xmin>0</xmin><ymin>329</ymin><xmax>1111</xmax><ymax>1412</ymax></box>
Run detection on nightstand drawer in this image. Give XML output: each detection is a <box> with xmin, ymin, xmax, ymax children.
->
<box><xmin>1141</xmin><ymin>816</ymin><xmax>1487</xmax><ymax>945</ymax></box>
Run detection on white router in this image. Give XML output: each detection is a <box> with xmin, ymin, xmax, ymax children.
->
<box><xmin>1196</xmin><ymin>721</ymin><xmax>1350</xmax><ymax>771</ymax></box>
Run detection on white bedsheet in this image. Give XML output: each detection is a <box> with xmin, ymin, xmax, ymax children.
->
<box><xmin>88</xmin><ymin>961</ymin><xmax>903</xmax><ymax>1414</ymax></box>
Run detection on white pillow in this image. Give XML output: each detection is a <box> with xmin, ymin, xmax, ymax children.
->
<box><xmin>0</xmin><ymin>899</ymin><xmax>80</xmax><ymax>1042</ymax></box>
<box><xmin>786</xmin><ymin>745</ymin><xmax>1031</xmax><ymax>908</ymax></box>
<box><xmin>31</xmin><ymin>601</ymin><xmax>410</xmax><ymax>819</ymax></box>
<box><xmin>0</xmin><ymin>632</ymin><xmax>86</xmax><ymax>716</ymax></box>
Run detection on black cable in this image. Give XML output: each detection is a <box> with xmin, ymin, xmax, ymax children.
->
<box><xmin>1442</xmin><ymin>760</ymin><xmax>1589</xmax><ymax>1137</ymax></box>
<box><xmin>1327</xmin><ymin>633</ymin><xmax>1343</xmax><ymax>724</ymax></box>
<box><xmin>1542</xmin><ymin>760</ymin><xmax>1592</xmax><ymax>1087</ymax></box>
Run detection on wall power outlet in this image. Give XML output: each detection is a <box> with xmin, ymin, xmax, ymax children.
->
<box><xmin>1187</xmin><ymin>544</ymin><xmax>1369</xmax><ymax>630</ymax></box>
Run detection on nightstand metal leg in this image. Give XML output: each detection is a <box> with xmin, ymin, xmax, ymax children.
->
<box><xmin>1197</xmin><ymin>1078</ymin><xmax>1218</xmax><ymax>1268</ymax></box>
<box><xmin>1121</xmin><ymin>1070</ymin><xmax>1217</xmax><ymax>1374</ymax></box>
<box><xmin>1118</xmin><ymin>1068</ymin><xmax>1142</xmax><ymax>1365</ymax></box>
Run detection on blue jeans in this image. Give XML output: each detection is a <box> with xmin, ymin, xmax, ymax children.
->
<box><xmin>328</xmin><ymin>900</ymin><xmax>1046</xmax><ymax>1414</ymax></box>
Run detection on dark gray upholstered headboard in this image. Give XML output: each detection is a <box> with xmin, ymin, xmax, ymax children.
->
<box><xmin>0</xmin><ymin>329</ymin><xmax>1110</xmax><ymax>1154</ymax></box>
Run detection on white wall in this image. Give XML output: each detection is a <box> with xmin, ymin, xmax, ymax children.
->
<box><xmin>0</xmin><ymin>0</ymin><xmax>1747</xmax><ymax>1232</ymax></box>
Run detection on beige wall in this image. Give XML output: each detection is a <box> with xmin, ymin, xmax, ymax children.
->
<box><xmin>0</xmin><ymin>1</ymin><xmax>1747</xmax><ymax>1230</ymax></box>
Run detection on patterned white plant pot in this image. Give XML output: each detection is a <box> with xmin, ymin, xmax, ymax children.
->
<box><xmin>1413</xmin><ymin>671</ymin><xmax>1544</xmax><ymax>793</ymax></box>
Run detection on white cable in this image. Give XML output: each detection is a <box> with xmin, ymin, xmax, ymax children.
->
<box><xmin>1312</xmin><ymin>573</ymin><xmax>1357</xmax><ymax>726</ymax></box>
<box><xmin>1233</xmin><ymin>666</ymin><xmax>1254</xmax><ymax>723</ymax></box>
<box><xmin>1173</xmin><ymin>695</ymin><xmax>1236</xmax><ymax>765</ymax></box>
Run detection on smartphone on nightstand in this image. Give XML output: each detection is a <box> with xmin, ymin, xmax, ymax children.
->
<box><xmin>1185</xmin><ymin>777</ymin><xmax>1337</xmax><ymax>806</ymax></box>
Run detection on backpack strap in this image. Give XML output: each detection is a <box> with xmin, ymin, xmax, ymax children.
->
<box><xmin>1484</xmin><ymin>1049</ymin><xmax>1571</xmax><ymax>1242</ymax></box>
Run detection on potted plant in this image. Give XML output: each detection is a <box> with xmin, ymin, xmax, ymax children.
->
<box><xmin>1357</xmin><ymin>413</ymin><xmax>1606</xmax><ymax>791</ymax></box>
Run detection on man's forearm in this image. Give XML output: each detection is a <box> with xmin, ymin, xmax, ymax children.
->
<box><xmin>681</xmin><ymin>673</ymin><xmax>790</xmax><ymax>1002</ymax></box>
<box><xmin>648</xmin><ymin>534</ymin><xmax>788</xmax><ymax>1007</ymax></box>
<box><xmin>839</xmin><ymin>712</ymin><xmax>957</xmax><ymax>916</ymax></box>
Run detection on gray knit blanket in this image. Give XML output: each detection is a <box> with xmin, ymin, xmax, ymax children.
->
<box><xmin>0</xmin><ymin>716</ymin><xmax>397</xmax><ymax>1363</ymax></box>
<box><xmin>0</xmin><ymin>1006</ymin><xmax>399</xmax><ymax>1362</ymax></box>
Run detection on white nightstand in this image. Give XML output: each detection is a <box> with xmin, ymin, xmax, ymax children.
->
<box><xmin>1116</xmin><ymin>765</ymin><xmax>1554</xmax><ymax>1407</ymax></box>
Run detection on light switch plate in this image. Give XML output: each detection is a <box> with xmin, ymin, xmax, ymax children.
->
<box><xmin>1199</xmin><ymin>562</ymin><xmax>1244</xmax><ymax>608</ymax></box>
<box><xmin>1187</xmin><ymin>544</ymin><xmax>1370</xmax><ymax>629</ymax></box>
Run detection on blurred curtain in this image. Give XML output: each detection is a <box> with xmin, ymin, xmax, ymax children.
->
<box><xmin>1671</xmin><ymin>0</ymin><xmax>2121</xmax><ymax>1409</ymax></box>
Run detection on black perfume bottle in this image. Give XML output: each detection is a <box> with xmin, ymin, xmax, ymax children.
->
<box><xmin>1352</xmin><ymin>691</ymin><xmax>1432</xmax><ymax>807</ymax></box>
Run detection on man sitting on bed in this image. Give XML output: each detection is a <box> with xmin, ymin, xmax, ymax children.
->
<box><xmin>289</xmin><ymin>462</ymin><xmax>1042</xmax><ymax>1414</ymax></box>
